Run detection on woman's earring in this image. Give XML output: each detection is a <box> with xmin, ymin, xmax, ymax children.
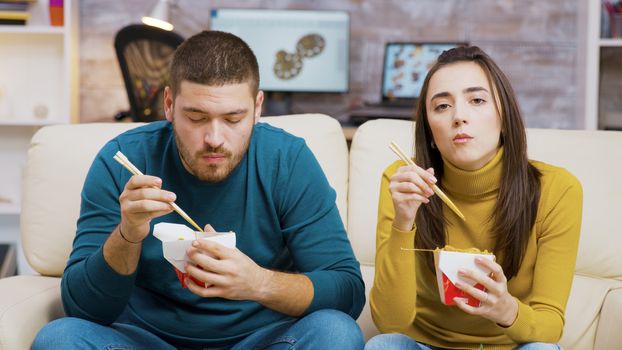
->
<box><xmin>430</xmin><ymin>141</ymin><xmax>436</xmax><ymax>149</ymax></box>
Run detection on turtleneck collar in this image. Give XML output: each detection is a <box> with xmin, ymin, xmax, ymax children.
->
<box><xmin>441</xmin><ymin>147</ymin><xmax>504</xmax><ymax>198</ymax></box>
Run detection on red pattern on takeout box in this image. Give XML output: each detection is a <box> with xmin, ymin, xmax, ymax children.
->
<box><xmin>175</xmin><ymin>267</ymin><xmax>208</xmax><ymax>288</ymax></box>
<box><xmin>441</xmin><ymin>272</ymin><xmax>486</xmax><ymax>307</ymax></box>
<box><xmin>434</xmin><ymin>249</ymin><xmax>495</xmax><ymax>308</ymax></box>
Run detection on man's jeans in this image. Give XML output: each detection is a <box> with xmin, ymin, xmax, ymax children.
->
<box><xmin>33</xmin><ymin>309</ymin><xmax>364</xmax><ymax>350</ymax></box>
<box><xmin>365</xmin><ymin>333</ymin><xmax>561</xmax><ymax>350</ymax></box>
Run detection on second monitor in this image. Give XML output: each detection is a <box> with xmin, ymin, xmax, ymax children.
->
<box><xmin>381</xmin><ymin>42</ymin><xmax>466</xmax><ymax>103</ymax></box>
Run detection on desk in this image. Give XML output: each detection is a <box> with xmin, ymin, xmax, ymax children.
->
<box><xmin>349</xmin><ymin>105</ymin><xmax>413</xmax><ymax>125</ymax></box>
<box><xmin>343</xmin><ymin>107</ymin><xmax>412</xmax><ymax>142</ymax></box>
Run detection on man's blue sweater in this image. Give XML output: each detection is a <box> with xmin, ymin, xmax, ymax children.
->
<box><xmin>61</xmin><ymin>121</ymin><xmax>364</xmax><ymax>347</ymax></box>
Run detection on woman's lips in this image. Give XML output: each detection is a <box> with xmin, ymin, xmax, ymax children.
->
<box><xmin>453</xmin><ymin>133</ymin><xmax>473</xmax><ymax>144</ymax></box>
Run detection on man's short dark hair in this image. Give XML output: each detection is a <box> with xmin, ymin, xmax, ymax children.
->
<box><xmin>169</xmin><ymin>30</ymin><xmax>260</xmax><ymax>97</ymax></box>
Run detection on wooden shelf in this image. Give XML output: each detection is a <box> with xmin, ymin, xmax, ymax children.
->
<box><xmin>599</xmin><ymin>38</ymin><xmax>622</xmax><ymax>47</ymax></box>
<box><xmin>0</xmin><ymin>25</ymin><xmax>65</xmax><ymax>35</ymax></box>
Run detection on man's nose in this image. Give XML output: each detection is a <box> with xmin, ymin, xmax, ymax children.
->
<box><xmin>204</xmin><ymin>121</ymin><xmax>225</xmax><ymax>148</ymax></box>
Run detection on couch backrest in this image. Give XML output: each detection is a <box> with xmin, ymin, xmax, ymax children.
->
<box><xmin>348</xmin><ymin>119</ymin><xmax>622</xmax><ymax>281</ymax></box>
<box><xmin>525</xmin><ymin>129</ymin><xmax>622</xmax><ymax>280</ymax></box>
<box><xmin>21</xmin><ymin>123</ymin><xmax>143</xmax><ymax>276</ymax></box>
<box><xmin>348</xmin><ymin>119</ymin><xmax>415</xmax><ymax>266</ymax></box>
<box><xmin>20</xmin><ymin>114</ymin><xmax>348</xmax><ymax>276</ymax></box>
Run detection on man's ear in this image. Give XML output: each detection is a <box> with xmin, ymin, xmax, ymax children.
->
<box><xmin>254</xmin><ymin>90</ymin><xmax>264</xmax><ymax>123</ymax></box>
<box><xmin>164</xmin><ymin>86</ymin><xmax>174</xmax><ymax>122</ymax></box>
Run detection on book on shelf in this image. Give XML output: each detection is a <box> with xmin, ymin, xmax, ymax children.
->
<box><xmin>0</xmin><ymin>9</ymin><xmax>30</xmax><ymax>25</ymax></box>
<box><xmin>0</xmin><ymin>0</ymin><xmax>34</xmax><ymax>25</ymax></box>
<box><xmin>0</xmin><ymin>18</ymin><xmax>25</xmax><ymax>24</ymax></box>
<box><xmin>0</xmin><ymin>10</ymin><xmax>30</xmax><ymax>18</ymax></box>
<box><xmin>0</xmin><ymin>2</ymin><xmax>28</xmax><ymax>11</ymax></box>
<box><xmin>602</xmin><ymin>0</ymin><xmax>622</xmax><ymax>38</ymax></box>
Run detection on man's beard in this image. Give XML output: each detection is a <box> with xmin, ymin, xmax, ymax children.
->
<box><xmin>173</xmin><ymin>125</ymin><xmax>251</xmax><ymax>183</ymax></box>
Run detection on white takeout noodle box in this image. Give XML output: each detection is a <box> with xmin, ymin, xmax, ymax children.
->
<box><xmin>153</xmin><ymin>222</ymin><xmax>236</xmax><ymax>273</ymax></box>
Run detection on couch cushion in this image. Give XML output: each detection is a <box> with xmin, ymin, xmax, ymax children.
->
<box><xmin>594</xmin><ymin>286</ymin><xmax>622</xmax><ymax>350</ymax></box>
<box><xmin>261</xmin><ymin>114</ymin><xmax>349</xmax><ymax>228</ymax></box>
<box><xmin>0</xmin><ymin>275</ymin><xmax>63</xmax><ymax>350</ymax></box>
<box><xmin>21</xmin><ymin>123</ymin><xmax>145</xmax><ymax>276</ymax></box>
<box><xmin>559</xmin><ymin>275</ymin><xmax>622</xmax><ymax>349</ymax></box>
<box><xmin>526</xmin><ymin>129</ymin><xmax>622</xmax><ymax>280</ymax></box>
<box><xmin>348</xmin><ymin>119</ymin><xmax>415</xmax><ymax>266</ymax></box>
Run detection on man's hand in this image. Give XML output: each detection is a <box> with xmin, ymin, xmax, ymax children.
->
<box><xmin>104</xmin><ymin>174</ymin><xmax>177</xmax><ymax>275</ymax></box>
<box><xmin>118</xmin><ymin>175</ymin><xmax>176</xmax><ymax>243</ymax></box>
<box><xmin>185</xmin><ymin>224</ymin><xmax>271</xmax><ymax>301</ymax></box>
<box><xmin>184</xmin><ymin>224</ymin><xmax>314</xmax><ymax>316</ymax></box>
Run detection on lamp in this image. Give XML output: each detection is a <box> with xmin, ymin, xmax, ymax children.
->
<box><xmin>142</xmin><ymin>0</ymin><xmax>174</xmax><ymax>31</ymax></box>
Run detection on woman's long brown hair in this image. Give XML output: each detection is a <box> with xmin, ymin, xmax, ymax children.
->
<box><xmin>414</xmin><ymin>46</ymin><xmax>541</xmax><ymax>278</ymax></box>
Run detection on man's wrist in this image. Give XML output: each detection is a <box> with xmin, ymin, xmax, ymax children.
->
<box><xmin>254</xmin><ymin>268</ymin><xmax>274</xmax><ymax>302</ymax></box>
<box><xmin>118</xmin><ymin>226</ymin><xmax>143</xmax><ymax>244</ymax></box>
<box><xmin>103</xmin><ymin>226</ymin><xmax>142</xmax><ymax>276</ymax></box>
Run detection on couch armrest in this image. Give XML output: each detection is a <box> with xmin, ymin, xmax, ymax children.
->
<box><xmin>0</xmin><ymin>275</ymin><xmax>63</xmax><ymax>350</ymax></box>
<box><xmin>595</xmin><ymin>286</ymin><xmax>622</xmax><ymax>350</ymax></box>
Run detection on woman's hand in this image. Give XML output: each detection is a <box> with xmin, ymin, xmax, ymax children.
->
<box><xmin>389</xmin><ymin>164</ymin><xmax>437</xmax><ymax>231</ymax></box>
<box><xmin>453</xmin><ymin>257</ymin><xmax>519</xmax><ymax>326</ymax></box>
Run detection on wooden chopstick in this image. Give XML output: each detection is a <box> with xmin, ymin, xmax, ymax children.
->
<box><xmin>113</xmin><ymin>151</ymin><xmax>204</xmax><ymax>233</ymax></box>
<box><xmin>389</xmin><ymin>141</ymin><xmax>466</xmax><ymax>222</ymax></box>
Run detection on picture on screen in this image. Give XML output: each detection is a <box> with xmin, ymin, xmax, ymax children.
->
<box><xmin>274</xmin><ymin>34</ymin><xmax>325</xmax><ymax>80</ymax></box>
<box><xmin>210</xmin><ymin>9</ymin><xmax>349</xmax><ymax>93</ymax></box>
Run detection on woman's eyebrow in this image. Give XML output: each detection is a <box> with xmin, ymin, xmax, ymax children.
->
<box><xmin>430</xmin><ymin>91</ymin><xmax>450</xmax><ymax>101</ymax></box>
<box><xmin>463</xmin><ymin>86</ymin><xmax>488</xmax><ymax>94</ymax></box>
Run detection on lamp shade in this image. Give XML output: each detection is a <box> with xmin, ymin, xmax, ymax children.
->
<box><xmin>142</xmin><ymin>0</ymin><xmax>173</xmax><ymax>31</ymax></box>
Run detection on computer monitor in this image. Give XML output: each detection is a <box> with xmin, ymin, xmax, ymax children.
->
<box><xmin>209</xmin><ymin>8</ymin><xmax>349</xmax><ymax>93</ymax></box>
<box><xmin>381</xmin><ymin>42</ymin><xmax>466</xmax><ymax>102</ymax></box>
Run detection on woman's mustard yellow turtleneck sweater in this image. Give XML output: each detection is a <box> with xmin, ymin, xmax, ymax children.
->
<box><xmin>370</xmin><ymin>148</ymin><xmax>582</xmax><ymax>349</ymax></box>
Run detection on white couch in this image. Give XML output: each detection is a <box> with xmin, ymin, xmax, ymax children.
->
<box><xmin>0</xmin><ymin>115</ymin><xmax>620</xmax><ymax>349</ymax></box>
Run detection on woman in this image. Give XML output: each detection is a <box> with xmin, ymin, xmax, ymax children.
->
<box><xmin>366</xmin><ymin>46</ymin><xmax>582</xmax><ymax>350</ymax></box>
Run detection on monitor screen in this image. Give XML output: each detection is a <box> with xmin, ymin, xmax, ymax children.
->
<box><xmin>382</xmin><ymin>42</ymin><xmax>464</xmax><ymax>101</ymax></box>
<box><xmin>209</xmin><ymin>9</ymin><xmax>349</xmax><ymax>93</ymax></box>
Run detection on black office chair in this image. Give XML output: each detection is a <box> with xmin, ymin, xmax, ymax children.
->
<box><xmin>114</xmin><ymin>24</ymin><xmax>184</xmax><ymax>122</ymax></box>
